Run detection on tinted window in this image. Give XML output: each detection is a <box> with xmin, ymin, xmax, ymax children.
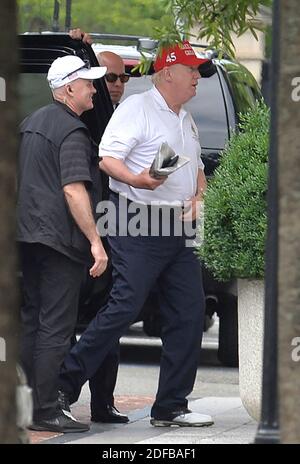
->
<box><xmin>123</xmin><ymin>71</ymin><xmax>228</xmax><ymax>150</ymax></box>
<box><xmin>225</xmin><ymin>66</ymin><xmax>262</xmax><ymax>116</ymax></box>
<box><xmin>123</xmin><ymin>74</ymin><xmax>152</xmax><ymax>98</ymax></box>
<box><xmin>185</xmin><ymin>72</ymin><xmax>228</xmax><ymax>149</ymax></box>
<box><xmin>19</xmin><ymin>73</ymin><xmax>52</xmax><ymax>122</ymax></box>
<box><xmin>228</xmin><ymin>79</ymin><xmax>256</xmax><ymax>114</ymax></box>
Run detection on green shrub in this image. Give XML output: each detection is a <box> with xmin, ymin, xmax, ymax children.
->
<box><xmin>197</xmin><ymin>100</ymin><xmax>270</xmax><ymax>281</ymax></box>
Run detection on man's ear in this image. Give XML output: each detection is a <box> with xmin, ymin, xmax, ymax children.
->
<box><xmin>66</xmin><ymin>85</ymin><xmax>74</xmax><ymax>95</ymax></box>
<box><xmin>164</xmin><ymin>67</ymin><xmax>172</xmax><ymax>82</ymax></box>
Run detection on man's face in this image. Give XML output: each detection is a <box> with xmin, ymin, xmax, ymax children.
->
<box><xmin>69</xmin><ymin>79</ymin><xmax>97</xmax><ymax>113</ymax></box>
<box><xmin>169</xmin><ymin>64</ymin><xmax>200</xmax><ymax>104</ymax></box>
<box><xmin>99</xmin><ymin>53</ymin><xmax>126</xmax><ymax>105</ymax></box>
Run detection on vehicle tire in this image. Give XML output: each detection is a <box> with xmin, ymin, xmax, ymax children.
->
<box><xmin>217</xmin><ymin>294</ymin><xmax>239</xmax><ymax>367</ymax></box>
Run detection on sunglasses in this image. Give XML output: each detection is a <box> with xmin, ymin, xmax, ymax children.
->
<box><xmin>62</xmin><ymin>59</ymin><xmax>91</xmax><ymax>81</ymax></box>
<box><xmin>105</xmin><ymin>73</ymin><xmax>130</xmax><ymax>83</ymax></box>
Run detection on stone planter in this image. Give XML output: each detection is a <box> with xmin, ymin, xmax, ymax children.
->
<box><xmin>237</xmin><ymin>278</ymin><xmax>264</xmax><ymax>421</ymax></box>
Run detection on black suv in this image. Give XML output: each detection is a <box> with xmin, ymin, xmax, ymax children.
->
<box><xmin>19</xmin><ymin>33</ymin><xmax>262</xmax><ymax>368</ymax></box>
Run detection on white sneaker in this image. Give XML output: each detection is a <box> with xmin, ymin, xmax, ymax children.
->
<box><xmin>150</xmin><ymin>411</ymin><xmax>214</xmax><ymax>427</ymax></box>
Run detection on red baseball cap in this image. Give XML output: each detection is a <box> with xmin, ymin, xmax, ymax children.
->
<box><xmin>154</xmin><ymin>40</ymin><xmax>209</xmax><ymax>72</ymax></box>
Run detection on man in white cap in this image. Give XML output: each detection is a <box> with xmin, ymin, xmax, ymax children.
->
<box><xmin>17</xmin><ymin>55</ymin><xmax>107</xmax><ymax>433</ymax></box>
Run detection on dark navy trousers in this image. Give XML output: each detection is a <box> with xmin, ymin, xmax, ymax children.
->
<box><xmin>59</xmin><ymin>195</ymin><xmax>205</xmax><ymax>417</ymax></box>
<box><xmin>70</xmin><ymin>334</ymin><xmax>120</xmax><ymax>415</ymax></box>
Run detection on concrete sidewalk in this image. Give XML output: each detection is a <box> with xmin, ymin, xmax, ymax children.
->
<box><xmin>43</xmin><ymin>397</ymin><xmax>257</xmax><ymax>445</ymax></box>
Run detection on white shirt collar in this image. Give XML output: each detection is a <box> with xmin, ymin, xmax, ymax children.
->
<box><xmin>150</xmin><ymin>85</ymin><xmax>187</xmax><ymax>119</ymax></box>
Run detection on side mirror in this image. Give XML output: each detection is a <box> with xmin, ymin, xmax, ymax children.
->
<box><xmin>199</xmin><ymin>60</ymin><xmax>217</xmax><ymax>78</ymax></box>
<box><xmin>137</xmin><ymin>38</ymin><xmax>158</xmax><ymax>52</ymax></box>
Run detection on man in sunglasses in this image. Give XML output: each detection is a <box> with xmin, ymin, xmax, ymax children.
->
<box><xmin>65</xmin><ymin>29</ymin><xmax>130</xmax><ymax>425</ymax></box>
<box><xmin>97</xmin><ymin>51</ymin><xmax>130</xmax><ymax>109</ymax></box>
<box><xmin>68</xmin><ymin>29</ymin><xmax>130</xmax><ymax>109</ymax></box>
<box><xmin>87</xmin><ymin>50</ymin><xmax>130</xmax><ymax>425</ymax></box>
<box><xmin>17</xmin><ymin>55</ymin><xmax>108</xmax><ymax>433</ymax></box>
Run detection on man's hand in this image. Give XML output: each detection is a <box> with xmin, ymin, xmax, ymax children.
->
<box><xmin>180</xmin><ymin>195</ymin><xmax>203</xmax><ymax>222</ymax></box>
<box><xmin>69</xmin><ymin>28</ymin><xmax>92</xmax><ymax>45</ymax></box>
<box><xmin>133</xmin><ymin>168</ymin><xmax>167</xmax><ymax>190</ymax></box>
<box><xmin>89</xmin><ymin>238</ymin><xmax>108</xmax><ymax>277</ymax></box>
<box><xmin>63</xmin><ymin>181</ymin><xmax>107</xmax><ymax>275</ymax></box>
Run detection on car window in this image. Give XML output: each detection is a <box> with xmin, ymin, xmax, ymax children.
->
<box><xmin>229</xmin><ymin>79</ymin><xmax>257</xmax><ymax>114</ymax></box>
<box><xmin>185</xmin><ymin>72</ymin><xmax>228</xmax><ymax>150</ymax></box>
<box><xmin>123</xmin><ymin>71</ymin><xmax>228</xmax><ymax>150</ymax></box>
<box><xmin>225</xmin><ymin>66</ymin><xmax>261</xmax><ymax>116</ymax></box>
<box><xmin>123</xmin><ymin>74</ymin><xmax>152</xmax><ymax>98</ymax></box>
<box><xmin>19</xmin><ymin>73</ymin><xmax>53</xmax><ymax>122</ymax></box>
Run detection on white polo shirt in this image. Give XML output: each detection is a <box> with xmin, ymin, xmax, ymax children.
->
<box><xmin>99</xmin><ymin>85</ymin><xmax>204</xmax><ymax>205</ymax></box>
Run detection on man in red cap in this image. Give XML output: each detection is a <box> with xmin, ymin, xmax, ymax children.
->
<box><xmin>59</xmin><ymin>40</ymin><xmax>214</xmax><ymax>428</ymax></box>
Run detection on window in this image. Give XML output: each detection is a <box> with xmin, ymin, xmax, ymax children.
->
<box><xmin>19</xmin><ymin>73</ymin><xmax>52</xmax><ymax>122</ymax></box>
<box><xmin>185</xmin><ymin>73</ymin><xmax>228</xmax><ymax>150</ymax></box>
<box><xmin>229</xmin><ymin>80</ymin><xmax>257</xmax><ymax>115</ymax></box>
<box><xmin>226</xmin><ymin>67</ymin><xmax>261</xmax><ymax>116</ymax></box>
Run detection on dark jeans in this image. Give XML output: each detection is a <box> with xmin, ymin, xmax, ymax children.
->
<box><xmin>59</xmin><ymin>194</ymin><xmax>205</xmax><ymax>417</ymax></box>
<box><xmin>19</xmin><ymin>243</ymin><xmax>84</xmax><ymax>421</ymax></box>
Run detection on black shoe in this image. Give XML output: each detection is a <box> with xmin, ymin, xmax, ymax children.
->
<box><xmin>58</xmin><ymin>390</ymin><xmax>71</xmax><ymax>413</ymax></box>
<box><xmin>29</xmin><ymin>412</ymin><xmax>90</xmax><ymax>433</ymax></box>
<box><xmin>91</xmin><ymin>405</ymin><xmax>129</xmax><ymax>424</ymax></box>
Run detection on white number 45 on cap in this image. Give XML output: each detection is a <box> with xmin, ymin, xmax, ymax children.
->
<box><xmin>166</xmin><ymin>52</ymin><xmax>176</xmax><ymax>63</ymax></box>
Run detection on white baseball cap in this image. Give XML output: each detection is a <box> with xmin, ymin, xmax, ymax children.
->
<box><xmin>47</xmin><ymin>55</ymin><xmax>107</xmax><ymax>89</ymax></box>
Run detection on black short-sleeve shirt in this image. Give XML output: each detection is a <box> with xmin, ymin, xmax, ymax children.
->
<box><xmin>60</xmin><ymin>129</ymin><xmax>92</xmax><ymax>188</ymax></box>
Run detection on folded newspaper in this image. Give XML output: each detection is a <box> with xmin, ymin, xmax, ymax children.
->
<box><xmin>149</xmin><ymin>142</ymin><xmax>190</xmax><ymax>178</ymax></box>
